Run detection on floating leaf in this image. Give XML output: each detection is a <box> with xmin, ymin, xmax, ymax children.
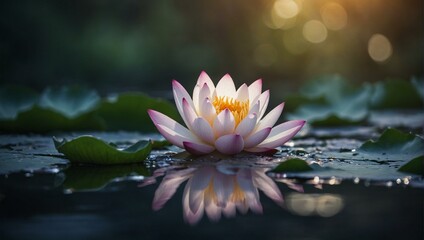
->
<box><xmin>39</xmin><ymin>86</ymin><xmax>101</xmax><ymax>118</ymax></box>
<box><xmin>287</xmin><ymin>75</ymin><xmax>371</xmax><ymax>126</ymax></box>
<box><xmin>370</xmin><ymin>79</ymin><xmax>423</xmax><ymax>109</ymax></box>
<box><xmin>0</xmin><ymin>86</ymin><xmax>104</xmax><ymax>133</ymax></box>
<box><xmin>272</xmin><ymin>158</ymin><xmax>312</xmax><ymax>173</ymax></box>
<box><xmin>54</xmin><ymin>136</ymin><xmax>152</xmax><ymax>165</ymax></box>
<box><xmin>0</xmin><ymin>86</ymin><xmax>38</xmax><ymax>119</ymax></box>
<box><xmin>398</xmin><ymin>156</ymin><xmax>424</xmax><ymax>175</ymax></box>
<box><xmin>96</xmin><ymin>93</ymin><xmax>180</xmax><ymax>131</ymax></box>
<box><xmin>358</xmin><ymin>128</ymin><xmax>424</xmax><ymax>160</ymax></box>
<box><xmin>151</xmin><ymin>139</ymin><xmax>171</xmax><ymax>149</ymax></box>
<box><xmin>63</xmin><ymin>164</ymin><xmax>150</xmax><ymax>191</ymax></box>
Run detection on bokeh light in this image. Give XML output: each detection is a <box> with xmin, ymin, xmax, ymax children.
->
<box><xmin>320</xmin><ymin>2</ymin><xmax>348</xmax><ymax>30</ymax></box>
<box><xmin>273</xmin><ymin>0</ymin><xmax>300</xmax><ymax>19</ymax></box>
<box><xmin>303</xmin><ymin>20</ymin><xmax>328</xmax><ymax>43</ymax></box>
<box><xmin>368</xmin><ymin>34</ymin><xmax>393</xmax><ymax>62</ymax></box>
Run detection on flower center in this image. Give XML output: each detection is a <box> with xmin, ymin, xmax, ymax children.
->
<box><xmin>212</xmin><ymin>96</ymin><xmax>249</xmax><ymax>126</ymax></box>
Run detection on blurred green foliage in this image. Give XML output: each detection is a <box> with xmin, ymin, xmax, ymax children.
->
<box><xmin>0</xmin><ymin>0</ymin><xmax>422</xmax><ymax>94</ymax></box>
<box><xmin>0</xmin><ymin>86</ymin><xmax>179</xmax><ymax>133</ymax></box>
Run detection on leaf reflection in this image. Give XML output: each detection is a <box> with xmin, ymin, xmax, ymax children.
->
<box><xmin>142</xmin><ymin>163</ymin><xmax>302</xmax><ymax>225</ymax></box>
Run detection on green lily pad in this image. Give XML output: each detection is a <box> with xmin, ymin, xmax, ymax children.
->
<box><xmin>63</xmin><ymin>164</ymin><xmax>150</xmax><ymax>191</ymax></box>
<box><xmin>358</xmin><ymin>128</ymin><xmax>424</xmax><ymax>160</ymax></box>
<box><xmin>272</xmin><ymin>158</ymin><xmax>312</xmax><ymax>173</ymax></box>
<box><xmin>39</xmin><ymin>86</ymin><xmax>101</xmax><ymax>118</ymax></box>
<box><xmin>53</xmin><ymin>136</ymin><xmax>152</xmax><ymax>165</ymax></box>
<box><xmin>0</xmin><ymin>85</ymin><xmax>39</xmax><ymax>119</ymax></box>
<box><xmin>370</xmin><ymin>79</ymin><xmax>424</xmax><ymax>109</ymax></box>
<box><xmin>0</xmin><ymin>86</ymin><xmax>104</xmax><ymax>133</ymax></box>
<box><xmin>96</xmin><ymin>93</ymin><xmax>180</xmax><ymax>131</ymax></box>
<box><xmin>287</xmin><ymin>75</ymin><xmax>371</xmax><ymax>126</ymax></box>
<box><xmin>398</xmin><ymin>156</ymin><xmax>424</xmax><ymax>175</ymax></box>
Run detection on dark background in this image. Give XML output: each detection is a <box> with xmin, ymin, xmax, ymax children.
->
<box><xmin>1</xmin><ymin>0</ymin><xmax>423</xmax><ymax>95</ymax></box>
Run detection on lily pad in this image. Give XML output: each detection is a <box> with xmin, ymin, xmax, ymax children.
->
<box><xmin>0</xmin><ymin>86</ymin><xmax>104</xmax><ymax>133</ymax></box>
<box><xmin>358</xmin><ymin>128</ymin><xmax>424</xmax><ymax>160</ymax></box>
<box><xmin>398</xmin><ymin>156</ymin><xmax>424</xmax><ymax>175</ymax></box>
<box><xmin>96</xmin><ymin>93</ymin><xmax>180</xmax><ymax>131</ymax></box>
<box><xmin>272</xmin><ymin>158</ymin><xmax>312</xmax><ymax>173</ymax></box>
<box><xmin>39</xmin><ymin>86</ymin><xmax>101</xmax><ymax>118</ymax></box>
<box><xmin>287</xmin><ymin>75</ymin><xmax>371</xmax><ymax>126</ymax></box>
<box><xmin>0</xmin><ymin>86</ymin><xmax>39</xmax><ymax>119</ymax></box>
<box><xmin>63</xmin><ymin>164</ymin><xmax>150</xmax><ymax>191</ymax></box>
<box><xmin>370</xmin><ymin>79</ymin><xmax>424</xmax><ymax>109</ymax></box>
<box><xmin>53</xmin><ymin>136</ymin><xmax>152</xmax><ymax>165</ymax></box>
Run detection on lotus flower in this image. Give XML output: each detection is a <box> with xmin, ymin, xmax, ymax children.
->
<box><xmin>151</xmin><ymin>164</ymin><xmax>284</xmax><ymax>225</ymax></box>
<box><xmin>148</xmin><ymin>72</ymin><xmax>305</xmax><ymax>155</ymax></box>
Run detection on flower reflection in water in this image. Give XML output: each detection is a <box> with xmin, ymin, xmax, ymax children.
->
<box><xmin>145</xmin><ymin>163</ymin><xmax>288</xmax><ymax>225</ymax></box>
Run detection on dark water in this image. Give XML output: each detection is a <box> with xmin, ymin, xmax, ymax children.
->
<box><xmin>0</xmin><ymin>165</ymin><xmax>422</xmax><ymax>240</ymax></box>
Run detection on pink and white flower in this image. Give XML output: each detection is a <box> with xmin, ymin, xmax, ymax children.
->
<box><xmin>151</xmin><ymin>165</ymin><xmax>284</xmax><ymax>225</ymax></box>
<box><xmin>148</xmin><ymin>71</ymin><xmax>305</xmax><ymax>155</ymax></box>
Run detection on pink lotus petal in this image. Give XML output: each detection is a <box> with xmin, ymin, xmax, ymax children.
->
<box><xmin>248</xmin><ymin>79</ymin><xmax>262</xmax><ymax>104</ymax></box>
<box><xmin>243</xmin><ymin>127</ymin><xmax>272</xmax><ymax>148</ymax></box>
<box><xmin>204</xmin><ymin>196</ymin><xmax>221</xmax><ymax>222</ymax></box>
<box><xmin>189</xmin><ymin>167</ymin><xmax>214</xmax><ymax>214</ymax></box>
<box><xmin>248</xmin><ymin>99</ymin><xmax>260</xmax><ymax>115</ymax></box>
<box><xmin>235</xmin><ymin>113</ymin><xmax>257</xmax><ymax>137</ymax></box>
<box><xmin>256</xmin><ymin>120</ymin><xmax>306</xmax><ymax>149</ymax></box>
<box><xmin>148</xmin><ymin>110</ymin><xmax>197</xmax><ymax>148</ymax></box>
<box><xmin>213</xmin><ymin>109</ymin><xmax>235</xmax><ymax>138</ymax></box>
<box><xmin>254</xmin><ymin>102</ymin><xmax>285</xmax><ymax>132</ymax></box>
<box><xmin>193</xmin><ymin>71</ymin><xmax>215</xmax><ymax>110</ymax></box>
<box><xmin>192</xmin><ymin>117</ymin><xmax>215</xmax><ymax>144</ymax></box>
<box><xmin>236</xmin><ymin>169</ymin><xmax>262</xmax><ymax>214</ymax></box>
<box><xmin>173</xmin><ymin>80</ymin><xmax>195</xmax><ymax>126</ymax></box>
<box><xmin>183</xmin><ymin>141</ymin><xmax>215</xmax><ymax>155</ymax></box>
<box><xmin>252</xmin><ymin>170</ymin><xmax>283</xmax><ymax>205</ymax></box>
<box><xmin>235</xmin><ymin>83</ymin><xmax>249</xmax><ymax>102</ymax></box>
<box><xmin>200</xmin><ymin>98</ymin><xmax>217</xmax><ymax>124</ymax></box>
<box><xmin>213</xmin><ymin>173</ymin><xmax>234</xmax><ymax>207</ymax></box>
<box><xmin>257</xmin><ymin>90</ymin><xmax>270</xmax><ymax>120</ymax></box>
<box><xmin>183</xmin><ymin>181</ymin><xmax>204</xmax><ymax>225</ymax></box>
<box><xmin>182</xmin><ymin>98</ymin><xmax>198</xmax><ymax>131</ymax></box>
<box><xmin>215</xmin><ymin>134</ymin><xmax>244</xmax><ymax>155</ymax></box>
<box><xmin>222</xmin><ymin>202</ymin><xmax>236</xmax><ymax>218</ymax></box>
<box><xmin>215</xmin><ymin>73</ymin><xmax>236</xmax><ymax>98</ymax></box>
<box><xmin>152</xmin><ymin>168</ymin><xmax>195</xmax><ymax>211</ymax></box>
<box><xmin>198</xmin><ymin>83</ymin><xmax>212</xmax><ymax>106</ymax></box>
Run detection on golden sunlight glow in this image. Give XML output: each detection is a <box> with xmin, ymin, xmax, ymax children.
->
<box><xmin>287</xmin><ymin>193</ymin><xmax>344</xmax><ymax>217</ymax></box>
<box><xmin>274</xmin><ymin>0</ymin><xmax>300</xmax><ymax>19</ymax></box>
<box><xmin>213</xmin><ymin>96</ymin><xmax>249</xmax><ymax>126</ymax></box>
<box><xmin>254</xmin><ymin>44</ymin><xmax>278</xmax><ymax>67</ymax></box>
<box><xmin>303</xmin><ymin>20</ymin><xmax>328</xmax><ymax>43</ymax></box>
<box><xmin>283</xmin><ymin>30</ymin><xmax>310</xmax><ymax>55</ymax></box>
<box><xmin>320</xmin><ymin>2</ymin><xmax>348</xmax><ymax>30</ymax></box>
<box><xmin>368</xmin><ymin>34</ymin><xmax>393</xmax><ymax>62</ymax></box>
<box><xmin>316</xmin><ymin>194</ymin><xmax>344</xmax><ymax>217</ymax></box>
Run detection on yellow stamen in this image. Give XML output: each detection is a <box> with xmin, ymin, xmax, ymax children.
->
<box><xmin>212</xmin><ymin>96</ymin><xmax>249</xmax><ymax>126</ymax></box>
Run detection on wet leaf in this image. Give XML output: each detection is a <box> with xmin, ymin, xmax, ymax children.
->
<box><xmin>358</xmin><ymin>128</ymin><xmax>424</xmax><ymax>161</ymax></box>
<box><xmin>287</xmin><ymin>75</ymin><xmax>371</xmax><ymax>126</ymax></box>
<box><xmin>398</xmin><ymin>156</ymin><xmax>424</xmax><ymax>175</ymax></box>
<box><xmin>0</xmin><ymin>86</ymin><xmax>104</xmax><ymax>133</ymax></box>
<box><xmin>370</xmin><ymin>79</ymin><xmax>423</xmax><ymax>109</ymax></box>
<box><xmin>0</xmin><ymin>86</ymin><xmax>38</xmax><ymax>119</ymax></box>
<box><xmin>63</xmin><ymin>164</ymin><xmax>150</xmax><ymax>191</ymax></box>
<box><xmin>96</xmin><ymin>93</ymin><xmax>180</xmax><ymax>131</ymax></box>
<box><xmin>272</xmin><ymin>158</ymin><xmax>312</xmax><ymax>173</ymax></box>
<box><xmin>39</xmin><ymin>86</ymin><xmax>101</xmax><ymax>118</ymax></box>
<box><xmin>53</xmin><ymin>136</ymin><xmax>152</xmax><ymax>165</ymax></box>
